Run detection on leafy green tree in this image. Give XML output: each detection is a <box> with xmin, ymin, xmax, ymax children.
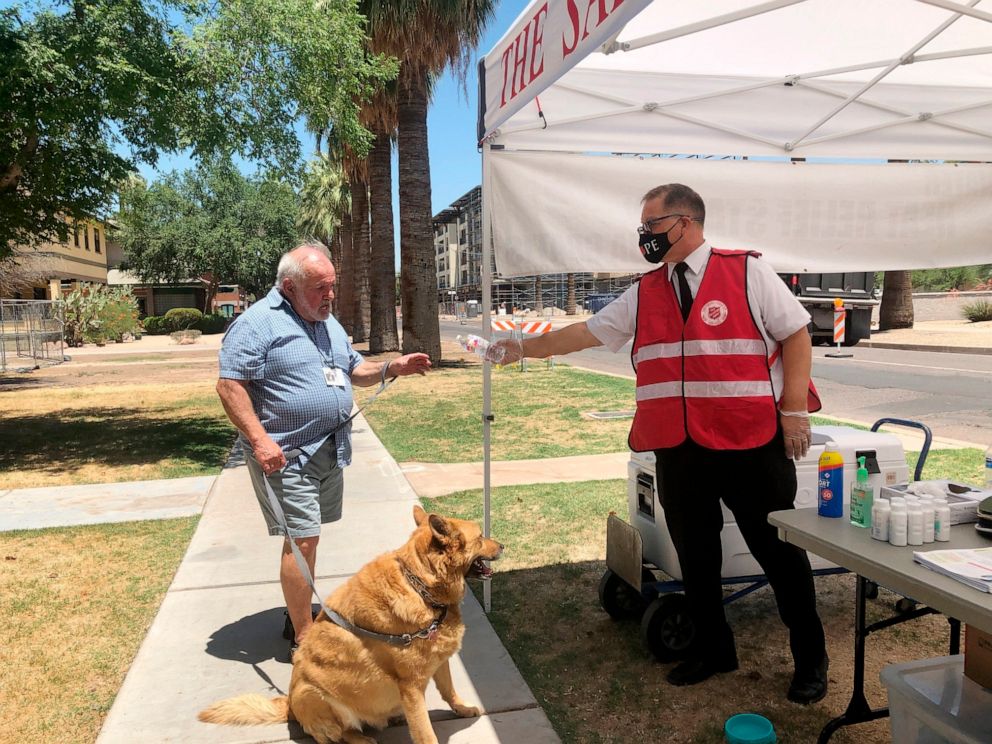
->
<box><xmin>1</xmin><ymin>0</ymin><xmax>394</xmax><ymax>259</ymax></box>
<box><xmin>116</xmin><ymin>158</ymin><xmax>299</xmax><ymax>309</ymax></box>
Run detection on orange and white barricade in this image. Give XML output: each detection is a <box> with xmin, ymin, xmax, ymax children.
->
<box><xmin>490</xmin><ymin>318</ymin><xmax>517</xmax><ymax>334</ymax></box>
<box><xmin>825</xmin><ymin>297</ymin><xmax>853</xmax><ymax>358</ymax></box>
<box><xmin>518</xmin><ymin>319</ymin><xmax>554</xmax><ymax>370</ymax></box>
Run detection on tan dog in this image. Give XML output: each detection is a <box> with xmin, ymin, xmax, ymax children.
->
<box><xmin>199</xmin><ymin>506</ymin><xmax>503</xmax><ymax>744</ymax></box>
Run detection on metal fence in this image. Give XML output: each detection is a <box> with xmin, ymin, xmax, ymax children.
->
<box><xmin>0</xmin><ymin>299</ymin><xmax>65</xmax><ymax>372</ymax></box>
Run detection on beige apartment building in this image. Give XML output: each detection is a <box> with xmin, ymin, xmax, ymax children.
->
<box><xmin>4</xmin><ymin>220</ymin><xmax>114</xmax><ymax>300</ymax></box>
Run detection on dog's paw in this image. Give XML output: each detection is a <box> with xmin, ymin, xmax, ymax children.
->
<box><xmin>451</xmin><ymin>703</ymin><xmax>481</xmax><ymax>718</ymax></box>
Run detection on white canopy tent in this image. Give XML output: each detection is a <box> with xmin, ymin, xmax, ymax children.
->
<box><xmin>475</xmin><ymin>0</ymin><xmax>992</xmax><ymax>608</ymax></box>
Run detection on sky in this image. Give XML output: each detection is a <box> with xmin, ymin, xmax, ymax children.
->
<box><xmin>134</xmin><ymin>1</ymin><xmax>532</xmax><ymax>228</ymax></box>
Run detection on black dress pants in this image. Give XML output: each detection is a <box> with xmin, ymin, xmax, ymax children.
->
<box><xmin>655</xmin><ymin>430</ymin><xmax>826</xmax><ymax>672</ymax></box>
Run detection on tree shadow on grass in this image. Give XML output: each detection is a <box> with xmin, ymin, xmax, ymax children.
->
<box><xmin>0</xmin><ymin>406</ymin><xmax>235</xmax><ymax>479</ymax></box>
<box><xmin>0</xmin><ymin>375</ymin><xmax>47</xmax><ymax>389</ymax></box>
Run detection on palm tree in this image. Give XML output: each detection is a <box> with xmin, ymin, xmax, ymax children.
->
<box><xmin>879</xmin><ymin>270</ymin><xmax>915</xmax><ymax>330</ymax></box>
<box><xmin>566</xmin><ymin>273</ymin><xmax>577</xmax><ymax>315</ymax></box>
<box><xmin>297</xmin><ymin>153</ymin><xmax>348</xmax><ymax>250</ymax></box>
<box><xmin>350</xmin><ymin>171</ymin><xmax>371</xmax><ymax>343</ymax></box>
<box><xmin>367</xmin><ymin>125</ymin><xmax>399</xmax><ymax>352</ymax></box>
<box><xmin>297</xmin><ymin>151</ymin><xmax>352</xmax><ymax>324</ymax></box>
<box><xmin>364</xmin><ymin>1</ymin><xmax>497</xmax><ymax>364</ymax></box>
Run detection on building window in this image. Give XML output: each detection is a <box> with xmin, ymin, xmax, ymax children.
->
<box><xmin>83</xmin><ymin>225</ymin><xmax>90</xmax><ymax>251</ymax></box>
<box><xmin>93</xmin><ymin>227</ymin><xmax>102</xmax><ymax>254</ymax></box>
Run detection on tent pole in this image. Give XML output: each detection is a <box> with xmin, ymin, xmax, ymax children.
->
<box><xmin>481</xmin><ymin>141</ymin><xmax>493</xmax><ymax>614</ymax></box>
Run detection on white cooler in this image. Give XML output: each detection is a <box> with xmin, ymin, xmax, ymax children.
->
<box><xmin>627</xmin><ymin>426</ymin><xmax>909</xmax><ymax>580</ymax></box>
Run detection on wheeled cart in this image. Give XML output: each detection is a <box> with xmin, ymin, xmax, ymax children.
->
<box><xmin>599</xmin><ymin>420</ymin><xmax>932</xmax><ymax>661</ymax></box>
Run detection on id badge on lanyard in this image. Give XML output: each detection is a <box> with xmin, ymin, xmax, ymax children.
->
<box><xmin>323</xmin><ymin>366</ymin><xmax>347</xmax><ymax>387</ymax></box>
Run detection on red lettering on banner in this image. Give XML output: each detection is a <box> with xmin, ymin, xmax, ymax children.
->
<box><xmin>498</xmin><ymin>3</ymin><xmax>551</xmax><ymax>109</ymax></box>
<box><xmin>563</xmin><ymin>0</ymin><xmax>624</xmax><ymax>58</ymax></box>
<box><xmin>562</xmin><ymin>0</ymin><xmax>580</xmax><ymax>57</ymax></box>
<box><xmin>511</xmin><ymin>23</ymin><xmax>531</xmax><ymax>99</ymax></box>
<box><xmin>530</xmin><ymin>4</ymin><xmax>548</xmax><ymax>82</ymax></box>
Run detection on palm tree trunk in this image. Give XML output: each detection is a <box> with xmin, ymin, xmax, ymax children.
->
<box><xmin>337</xmin><ymin>211</ymin><xmax>355</xmax><ymax>336</ymax></box>
<box><xmin>369</xmin><ymin>128</ymin><xmax>399</xmax><ymax>352</ymax></box>
<box><xmin>534</xmin><ymin>275</ymin><xmax>544</xmax><ymax>313</ymax></box>
<box><xmin>879</xmin><ymin>270</ymin><xmax>914</xmax><ymax>330</ymax></box>
<box><xmin>397</xmin><ymin>68</ymin><xmax>441</xmax><ymax>363</ymax></box>
<box><xmin>351</xmin><ymin>178</ymin><xmax>371</xmax><ymax>344</ymax></box>
<box><xmin>566</xmin><ymin>273</ymin><xmax>576</xmax><ymax>315</ymax></box>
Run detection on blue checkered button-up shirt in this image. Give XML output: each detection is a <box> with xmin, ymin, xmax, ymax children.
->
<box><xmin>219</xmin><ymin>287</ymin><xmax>364</xmax><ymax>468</ymax></box>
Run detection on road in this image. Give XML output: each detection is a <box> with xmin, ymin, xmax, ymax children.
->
<box><xmin>441</xmin><ymin>319</ymin><xmax>992</xmax><ymax>447</ymax></box>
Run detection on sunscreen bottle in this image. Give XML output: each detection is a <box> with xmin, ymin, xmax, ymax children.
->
<box><xmin>850</xmin><ymin>456</ymin><xmax>873</xmax><ymax>528</ymax></box>
<box><xmin>818</xmin><ymin>445</ymin><xmax>844</xmax><ymax>518</ymax></box>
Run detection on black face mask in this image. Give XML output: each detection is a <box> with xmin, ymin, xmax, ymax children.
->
<box><xmin>638</xmin><ymin>221</ymin><xmax>683</xmax><ymax>264</ymax></box>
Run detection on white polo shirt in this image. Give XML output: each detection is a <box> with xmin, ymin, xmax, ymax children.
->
<box><xmin>586</xmin><ymin>242</ymin><xmax>811</xmax><ymax>400</ymax></box>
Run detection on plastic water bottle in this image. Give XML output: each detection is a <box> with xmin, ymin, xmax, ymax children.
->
<box><xmin>986</xmin><ymin>445</ymin><xmax>992</xmax><ymax>489</ymax></box>
<box><xmin>457</xmin><ymin>334</ymin><xmax>507</xmax><ymax>365</ymax></box>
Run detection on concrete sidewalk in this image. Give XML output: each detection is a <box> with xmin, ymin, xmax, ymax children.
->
<box><xmin>96</xmin><ymin>415</ymin><xmax>559</xmax><ymax>744</ymax></box>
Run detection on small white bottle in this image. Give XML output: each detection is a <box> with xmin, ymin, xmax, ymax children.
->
<box><xmin>889</xmin><ymin>500</ymin><xmax>908</xmax><ymax>547</ymax></box>
<box><xmin>907</xmin><ymin>502</ymin><xmax>924</xmax><ymax>546</ymax></box>
<box><xmin>919</xmin><ymin>495</ymin><xmax>935</xmax><ymax>543</ymax></box>
<box><xmin>934</xmin><ymin>497</ymin><xmax>952</xmax><ymax>542</ymax></box>
<box><xmin>871</xmin><ymin>498</ymin><xmax>891</xmax><ymax>542</ymax></box>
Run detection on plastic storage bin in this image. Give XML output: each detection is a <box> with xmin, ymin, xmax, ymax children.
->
<box><xmin>880</xmin><ymin>655</ymin><xmax>992</xmax><ymax>744</ymax></box>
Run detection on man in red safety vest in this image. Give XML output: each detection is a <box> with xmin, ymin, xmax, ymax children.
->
<box><xmin>493</xmin><ymin>183</ymin><xmax>828</xmax><ymax>705</ymax></box>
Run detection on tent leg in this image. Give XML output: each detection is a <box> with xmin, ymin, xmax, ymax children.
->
<box><xmin>482</xmin><ymin>144</ymin><xmax>493</xmax><ymax>613</ymax></box>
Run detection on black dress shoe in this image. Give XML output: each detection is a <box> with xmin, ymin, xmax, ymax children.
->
<box><xmin>788</xmin><ymin>656</ymin><xmax>829</xmax><ymax>704</ymax></box>
<box><xmin>666</xmin><ymin>655</ymin><xmax>739</xmax><ymax>686</ymax></box>
<box><xmin>282</xmin><ymin>607</ymin><xmax>320</xmax><ymax>641</ymax></box>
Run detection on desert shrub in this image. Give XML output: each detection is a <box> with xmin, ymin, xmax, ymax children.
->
<box><xmin>170</xmin><ymin>329</ymin><xmax>202</xmax><ymax>344</ymax></box>
<box><xmin>195</xmin><ymin>313</ymin><xmax>228</xmax><ymax>334</ymax></box>
<box><xmin>164</xmin><ymin>307</ymin><xmax>202</xmax><ymax>331</ymax></box>
<box><xmin>141</xmin><ymin>316</ymin><xmax>168</xmax><ymax>335</ymax></box>
<box><xmin>62</xmin><ymin>286</ymin><xmax>140</xmax><ymax>346</ymax></box>
<box><xmin>962</xmin><ymin>300</ymin><xmax>992</xmax><ymax>323</ymax></box>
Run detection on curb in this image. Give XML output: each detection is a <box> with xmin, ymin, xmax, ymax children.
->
<box><xmin>858</xmin><ymin>341</ymin><xmax>992</xmax><ymax>355</ymax></box>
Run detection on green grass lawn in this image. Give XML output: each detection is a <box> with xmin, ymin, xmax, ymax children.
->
<box><xmin>359</xmin><ymin>364</ymin><xmax>635</xmax><ymax>462</ymax></box>
<box><xmin>0</xmin><ymin>517</ymin><xmax>199</xmax><ymax>744</ymax></box>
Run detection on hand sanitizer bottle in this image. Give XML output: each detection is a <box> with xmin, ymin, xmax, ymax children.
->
<box><xmin>849</xmin><ymin>456</ymin><xmax>873</xmax><ymax>528</ymax></box>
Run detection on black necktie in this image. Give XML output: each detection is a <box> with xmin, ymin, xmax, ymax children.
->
<box><xmin>674</xmin><ymin>262</ymin><xmax>693</xmax><ymax>322</ymax></box>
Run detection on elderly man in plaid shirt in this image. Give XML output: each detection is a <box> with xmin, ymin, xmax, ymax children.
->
<box><xmin>216</xmin><ymin>242</ymin><xmax>431</xmax><ymax>658</ymax></box>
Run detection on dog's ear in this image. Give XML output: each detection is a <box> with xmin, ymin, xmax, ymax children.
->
<box><xmin>413</xmin><ymin>505</ymin><xmax>428</xmax><ymax>526</ymax></box>
<box><xmin>428</xmin><ymin>514</ymin><xmax>451</xmax><ymax>544</ymax></box>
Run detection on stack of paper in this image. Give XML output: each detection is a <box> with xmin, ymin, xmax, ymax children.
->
<box><xmin>914</xmin><ymin>547</ymin><xmax>992</xmax><ymax>593</ymax></box>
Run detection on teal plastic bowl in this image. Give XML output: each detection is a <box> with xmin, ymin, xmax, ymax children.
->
<box><xmin>724</xmin><ymin>713</ymin><xmax>776</xmax><ymax>744</ymax></box>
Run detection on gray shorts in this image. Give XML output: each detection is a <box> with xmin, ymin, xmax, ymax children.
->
<box><xmin>246</xmin><ymin>437</ymin><xmax>344</xmax><ymax>538</ymax></box>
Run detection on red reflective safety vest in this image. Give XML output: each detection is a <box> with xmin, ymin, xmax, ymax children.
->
<box><xmin>629</xmin><ymin>249</ymin><xmax>788</xmax><ymax>452</ymax></box>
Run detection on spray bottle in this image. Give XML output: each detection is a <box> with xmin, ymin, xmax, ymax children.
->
<box><xmin>849</xmin><ymin>455</ymin><xmax>873</xmax><ymax>528</ymax></box>
<box><xmin>818</xmin><ymin>444</ymin><xmax>844</xmax><ymax>518</ymax></box>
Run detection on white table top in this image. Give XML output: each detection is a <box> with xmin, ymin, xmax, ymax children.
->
<box><xmin>769</xmin><ymin>508</ymin><xmax>992</xmax><ymax>634</ymax></box>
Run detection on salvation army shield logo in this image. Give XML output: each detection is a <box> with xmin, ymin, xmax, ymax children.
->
<box><xmin>700</xmin><ymin>300</ymin><xmax>729</xmax><ymax>326</ymax></box>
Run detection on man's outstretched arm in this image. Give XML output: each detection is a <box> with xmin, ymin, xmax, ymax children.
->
<box><xmin>496</xmin><ymin>321</ymin><xmax>603</xmax><ymax>363</ymax></box>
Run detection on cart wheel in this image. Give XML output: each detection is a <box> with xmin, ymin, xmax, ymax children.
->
<box><xmin>895</xmin><ymin>597</ymin><xmax>917</xmax><ymax>614</ymax></box>
<box><xmin>865</xmin><ymin>581</ymin><xmax>879</xmax><ymax>600</ymax></box>
<box><xmin>598</xmin><ymin>569</ymin><xmax>647</xmax><ymax>621</ymax></box>
<box><xmin>641</xmin><ymin>594</ymin><xmax>695</xmax><ymax>662</ymax></box>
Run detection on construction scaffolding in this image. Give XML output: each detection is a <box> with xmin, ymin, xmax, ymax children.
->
<box><xmin>0</xmin><ymin>299</ymin><xmax>65</xmax><ymax>372</ymax></box>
